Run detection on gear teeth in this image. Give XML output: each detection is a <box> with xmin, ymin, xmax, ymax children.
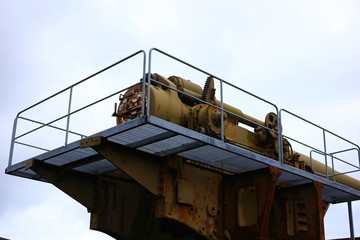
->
<box><xmin>202</xmin><ymin>76</ymin><xmax>212</xmax><ymax>102</ymax></box>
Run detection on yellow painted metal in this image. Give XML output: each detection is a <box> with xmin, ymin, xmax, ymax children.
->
<box><xmin>297</xmin><ymin>153</ymin><xmax>360</xmax><ymax>191</ymax></box>
<box><xmin>80</xmin><ymin>137</ymin><xmax>162</xmax><ymax>196</ymax></box>
<box><xmin>116</xmin><ymin>73</ymin><xmax>360</xmax><ymax>192</ymax></box>
<box><xmin>18</xmin><ymin>63</ymin><xmax>359</xmax><ymax>239</ymax></box>
<box><xmin>155</xmin><ymin>158</ymin><xmax>223</xmax><ymax>239</ymax></box>
<box><xmin>237</xmin><ymin>186</ymin><xmax>258</xmax><ymax>227</ymax></box>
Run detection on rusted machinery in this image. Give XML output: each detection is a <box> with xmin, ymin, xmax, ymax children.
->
<box><xmin>9</xmin><ymin>60</ymin><xmax>360</xmax><ymax>240</ymax></box>
<box><xmin>104</xmin><ymin>73</ymin><xmax>359</xmax><ymax>239</ymax></box>
<box><xmin>116</xmin><ymin>73</ymin><xmax>360</xmax><ymax>189</ymax></box>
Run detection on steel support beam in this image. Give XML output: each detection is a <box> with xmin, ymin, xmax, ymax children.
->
<box><xmin>81</xmin><ymin>136</ymin><xmax>162</xmax><ymax>196</ymax></box>
<box><xmin>348</xmin><ymin>201</ymin><xmax>355</xmax><ymax>240</ymax></box>
<box><xmin>25</xmin><ymin>159</ymin><xmax>97</xmax><ymax>211</ymax></box>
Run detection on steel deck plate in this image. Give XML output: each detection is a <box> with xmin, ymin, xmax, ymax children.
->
<box><xmin>5</xmin><ymin>116</ymin><xmax>360</xmax><ymax>204</ymax></box>
<box><xmin>44</xmin><ymin>147</ymin><xmax>98</xmax><ymax>166</ymax></box>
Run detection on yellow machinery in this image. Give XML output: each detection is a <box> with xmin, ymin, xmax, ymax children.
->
<box><xmin>6</xmin><ymin>49</ymin><xmax>360</xmax><ymax>240</ymax></box>
<box><xmin>109</xmin><ymin>73</ymin><xmax>360</xmax><ymax>239</ymax></box>
<box><xmin>116</xmin><ymin>73</ymin><xmax>360</xmax><ymax>190</ymax></box>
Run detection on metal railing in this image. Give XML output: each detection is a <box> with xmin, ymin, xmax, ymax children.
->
<box><xmin>8</xmin><ymin>50</ymin><xmax>146</xmax><ymax>167</ymax></box>
<box><xmin>6</xmin><ymin>48</ymin><xmax>359</xmax><ymax>240</ymax></box>
<box><xmin>279</xmin><ymin>109</ymin><xmax>360</xmax><ymax>180</ymax></box>
<box><xmin>146</xmin><ymin>48</ymin><xmax>359</xmax><ymax>180</ymax></box>
<box><xmin>147</xmin><ymin>48</ymin><xmax>283</xmax><ymax>161</ymax></box>
<box><xmin>8</xmin><ymin>48</ymin><xmax>360</xmax><ymax>183</ymax></box>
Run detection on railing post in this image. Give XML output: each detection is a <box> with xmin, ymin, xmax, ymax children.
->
<box><xmin>65</xmin><ymin>87</ymin><xmax>73</xmax><ymax>146</ymax></box>
<box><xmin>141</xmin><ymin>51</ymin><xmax>147</xmax><ymax>117</ymax></box>
<box><xmin>8</xmin><ymin>116</ymin><xmax>19</xmax><ymax>167</ymax></box>
<box><xmin>322</xmin><ymin>129</ymin><xmax>329</xmax><ymax>179</ymax></box>
<box><xmin>348</xmin><ymin>201</ymin><xmax>355</xmax><ymax>240</ymax></box>
<box><xmin>278</xmin><ymin>110</ymin><xmax>284</xmax><ymax>164</ymax></box>
<box><xmin>330</xmin><ymin>154</ymin><xmax>336</xmax><ymax>182</ymax></box>
<box><xmin>219</xmin><ymin>77</ymin><xmax>224</xmax><ymax>142</ymax></box>
<box><xmin>146</xmin><ymin>49</ymin><xmax>153</xmax><ymax>117</ymax></box>
<box><xmin>357</xmin><ymin>146</ymin><xmax>360</xmax><ymax>169</ymax></box>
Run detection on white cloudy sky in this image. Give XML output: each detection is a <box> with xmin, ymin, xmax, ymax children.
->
<box><xmin>1</xmin><ymin>0</ymin><xmax>360</xmax><ymax>239</ymax></box>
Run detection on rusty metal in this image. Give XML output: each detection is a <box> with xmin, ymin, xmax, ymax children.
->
<box><xmin>9</xmin><ymin>49</ymin><xmax>359</xmax><ymax>239</ymax></box>
<box><xmin>115</xmin><ymin>88</ymin><xmax>143</xmax><ymax>124</ymax></box>
<box><xmin>116</xmin><ymin>75</ymin><xmax>299</xmax><ymax>164</ymax></box>
<box><xmin>26</xmin><ymin>159</ymin><xmax>98</xmax><ymax>212</ymax></box>
<box><xmin>81</xmin><ymin>136</ymin><xmax>162</xmax><ymax>197</ymax></box>
<box><xmin>259</xmin><ymin>166</ymin><xmax>281</xmax><ymax>238</ymax></box>
<box><xmin>90</xmin><ymin>175</ymin><xmax>155</xmax><ymax>239</ymax></box>
<box><xmin>223</xmin><ymin>166</ymin><xmax>282</xmax><ymax>239</ymax></box>
<box><xmin>86</xmin><ymin>72</ymin><xmax>360</xmax><ymax>239</ymax></box>
<box><xmin>155</xmin><ymin>157</ymin><xmax>224</xmax><ymax>239</ymax></box>
<box><xmin>270</xmin><ymin>182</ymin><xmax>326</xmax><ymax>240</ymax></box>
<box><xmin>115</xmin><ymin>74</ymin><xmax>360</xmax><ymax>191</ymax></box>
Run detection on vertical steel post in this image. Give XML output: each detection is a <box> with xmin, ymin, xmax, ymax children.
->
<box><xmin>277</xmin><ymin>110</ymin><xmax>284</xmax><ymax>164</ymax></box>
<box><xmin>8</xmin><ymin>116</ymin><xmax>19</xmax><ymax>167</ymax></box>
<box><xmin>357</xmin><ymin>147</ymin><xmax>360</xmax><ymax>169</ymax></box>
<box><xmin>141</xmin><ymin>51</ymin><xmax>147</xmax><ymax>117</ymax></box>
<box><xmin>146</xmin><ymin>50</ymin><xmax>153</xmax><ymax>117</ymax></box>
<box><xmin>331</xmin><ymin>154</ymin><xmax>336</xmax><ymax>182</ymax></box>
<box><xmin>65</xmin><ymin>87</ymin><xmax>73</xmax><ymax>146</ymax></box>
<box><xmin>219</xmin><ymin>77</ymin><xmax>224</xmax><ymax>142</ymax></box>
<box><xmin>348</xmin><ymin>201</ymin><xmax>355</xmax><ymax>240</ymax></box>
<box><xmin>323</xmin><ymin>129</ymin><xmax>329</xmax><ymax>179</ymax></box>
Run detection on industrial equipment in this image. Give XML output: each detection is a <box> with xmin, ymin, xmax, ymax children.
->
<box><xmin>6</xmin><ymin>49</ymin><xmax>360</xmax><ymax>240</ymax></box>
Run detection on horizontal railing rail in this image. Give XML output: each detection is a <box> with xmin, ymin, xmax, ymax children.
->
<box><xmin>147</xmin><ymin>48</ymin><xmax>282</xmax><ymax>160</ymax></box>
<box><xmin>7</xmin><ymin>48</ymin><xmax>359</xmax><ymax>240</ymax></box>
<box><xmin>148</xmin><ymin>76</ymin><xmax>280</xmax><ymax>143</ymax></box>
<box><xmin>8</xmin><ymin>48</ymin><xmax>359</xmax><ymax>187</ymax></box>
<box><xmin>17</xmin><ymin>116</ymin><xmax>86</xmax><ymax>139</ymax></box>
<box><xmin>310</xmin><ymin>148</ymin><xmax>360</xmax><ymax>179</ymax></box>
<box><xmin>8</xmin><ymin>50</ymin><xmax>146</xmax><ymax>167</ymax></box>
<box><xmin>280</xmin><ymin>109</ymin><xmax>360</xmax><ymax>180</ymax></box>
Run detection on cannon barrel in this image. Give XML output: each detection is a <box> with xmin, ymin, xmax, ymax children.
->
<box><xmin>298</xmin><ymin>153</ymin><xmax>360</xmax><ymax>191</ymax></box>
<box><xmin>117</xmin><ymin>73</ymin><xmax>360</xmax><ymax>192</ymax></box>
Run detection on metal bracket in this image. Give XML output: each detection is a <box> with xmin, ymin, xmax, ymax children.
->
<box><xmin>80</xmin><ymin>136</ymin><xmax>105</xmax><ymax>148</ymax></box>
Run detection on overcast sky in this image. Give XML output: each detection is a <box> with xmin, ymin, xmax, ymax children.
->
<box><xmin>1</xmin><ymin>0</ymin><xmax>360</xmax><ymax>239</ymax></box>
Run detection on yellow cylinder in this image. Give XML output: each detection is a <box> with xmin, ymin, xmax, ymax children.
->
<box><xmin>298</xmin><ymin>153</ymin><xmax>360</xmax><ymax>191</ymax></box>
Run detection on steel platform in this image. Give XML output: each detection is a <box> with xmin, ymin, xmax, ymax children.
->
<box><xmin>6</xmin><ymin>116</ymin><xmax>360</xmax><ymax>204</ymax></box>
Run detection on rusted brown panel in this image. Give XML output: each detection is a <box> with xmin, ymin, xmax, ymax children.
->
<box><xmin>270</xmin><ymin>182</ymin><xmax>325</xmax><ymax>240</ymax></box>
<box><xmin>156</xmin><ymin>160</ymin><xmax>224</xmax><ymax>239</ymax></box>
<box><xmin>259</xmin><ymin>166</ymin><xmax>281</xmax><ymax>237</ymax></box>
<box><xmin>27</xmin><ymin>159</ymin><xmax>97</xmax><ymax>211</ymax></box>
<box><xmin>224</xmin><ymin>166</ymin><xmax>280</xmax><ymax>240</ymax></box>
<box><xmin>237</xmin><ymin>186</ymin><xmax>258</xmax><ymax>226</ymax></box>
<box><xmin>90</xmin><ymin>175</ymin><xmax>155</xmax><ymax>240</ymax></box>
<box><xmin>177</xmin><ymin>179</ymin><xmax>196</xmax><ymax>205</ymax></box>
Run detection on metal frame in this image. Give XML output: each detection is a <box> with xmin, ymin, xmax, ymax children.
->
<box><xmin>8</xmin><ymin>50</ymin><xmax>146</xmax><ymax>167</ymax></box>
<box><xmin>147</xmin><ymin>48</ymin><xmax>282</xmax><ymax>159</ymax></box>
<box><xmin>348</xmin><ymin>201</ymin><xmax>355</xmax><ymax>240</ymax></box>
<box><xmin>279</xmin><ymin>109</ymin><xmax>360</xmax><ymax>181</ymax></box>
<box><xmin>8</xmin><ymin>47</ymin><xmax>360</xmax><ymax>184</ymax></box>
<box><xmin>6</xmin><ymin>48</ymin><xmax>359</xmax><ymax>238</ymax></box>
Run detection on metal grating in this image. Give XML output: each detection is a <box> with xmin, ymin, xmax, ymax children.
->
<box><xmin>277</xmin><ymin>170</ymin><xmax>312</xmax><ymax>186</ymax></box>
<box><xmin>216</xmin><ymin>155</ymin><xmax>268</xmax><ymax>173</ymax></box>
<box><xmin>45</xmin><ymin>148</ymin><xmax>98</xmax><ymax>166</ymax></box>
<box><xmin>108</xmin><ymin>124</ymin><xmax>169</xmax><ymax>146</ymax></box>
<box><xmin>179</xmin><ymin>145</ymin><xmax>238</xmax><ymax>170</ymax></box>
<box><xmin>7</xmin><ymin>165</ymin><xmax>44</xmax><ymax>181</ymax></box>
<box><xmin>177</xmin><ymin>145</ymin><xmax>268</xmax><ymax>173</ymax></box>
<box><xmin>73</xmin><ymin>159</ymin><xmax>117</xmax><ymax>175</ymax></box>
<box><xmin>138</xmin><ymin>135</ymin><xmax>200</xmax><ymax>156</ymax></box>
<box><xmin>5</xmin><ymin>116</ymin><xmax>360</xmax><ymax>204</ymax></box>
